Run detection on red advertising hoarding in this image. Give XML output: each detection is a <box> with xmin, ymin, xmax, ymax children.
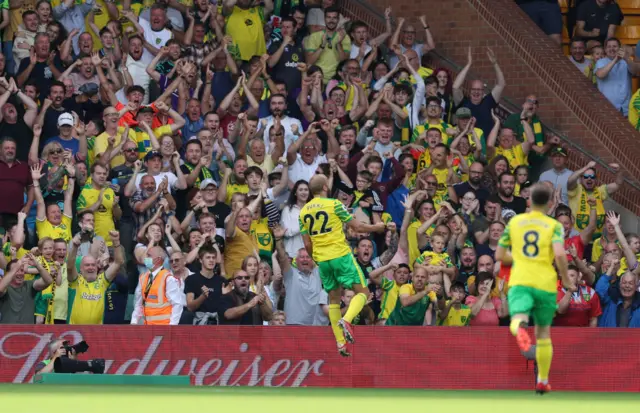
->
<box><xmin>0</xmin><ymin>326</ymin><xmax>638</xmax><ymax>391</ymax></box>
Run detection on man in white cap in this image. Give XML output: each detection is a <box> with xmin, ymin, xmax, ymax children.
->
<box><xmin>44</xmin><ymin>112</ymin><xmax>84</xmax><ymax>157</ymax></box>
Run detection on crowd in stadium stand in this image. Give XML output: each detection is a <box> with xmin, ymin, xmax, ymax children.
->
<box><xmin>519</xmin><ymin>0</ymin><xmax>640</xmax><ymax>125</ymax></box>
<box><xmin>0</xmin><ymin>0</ymin><xmax>638</xmax><ymax>329</ymax></box>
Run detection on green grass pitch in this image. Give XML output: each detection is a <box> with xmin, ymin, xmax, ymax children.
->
<box><xmin>1</xmin><ymin>385</ymin><xmax>637</xmax><ymax>413</ymax></box>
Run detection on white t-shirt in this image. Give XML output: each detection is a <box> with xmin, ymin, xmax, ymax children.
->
<box><xmin>116</xmin><ymin>55</ymin><xmax>152</xmax><ymax>104</ymax></box>
<box><xmin>288</xmin><ymin>153</ymin><xmax>327</xmax><ymax>185</ymax></box>
<box><xmin>388</xmin><ymin>43</ymin><xmax>424</xmax><ymax>68</ymax></box>
<box><xmin>139</xmin><ymin>18</ymin><xmax>173</xmax><ymax>63</ymax></box>
<box><xmin>349</xmin><ymin>43</ymin><xmax>372</xmax><ymax>65</ymax></box>
<box><xmin>259</xmin><ymin>115</ymin><xmax>304</xmax><ymax>153</ymax></box>
<box><xmin>134</xmin><ymin>172</ymin><xmax>179</xmax><ymax>194</ymax></box>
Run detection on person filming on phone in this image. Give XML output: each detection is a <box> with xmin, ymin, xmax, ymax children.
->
<box><xmin>70</xmin><ymin>211</ymin><xmax>108</xmax><ymax>261</ymax></box>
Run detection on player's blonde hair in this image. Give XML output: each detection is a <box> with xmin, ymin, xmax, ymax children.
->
<box><xmin>309</xmin><ymin>175</ymin><xmax>328</xmax><ymax>196</ymax></box>
<box><xmin>530</xmin><ymin>183</ymin><xmax>553</xmax><ymax>207</ymax></box>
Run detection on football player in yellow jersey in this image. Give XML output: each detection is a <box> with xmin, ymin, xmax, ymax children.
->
<box><xmin>67</xmin><ymin>230</ymin><xmax>124</xmax><ymax>325</ymax></box>
<box><xmin>301</xmin><ymin>175</ymin><xmax>386</xmax><ymax>356</ymax></box>
<box><xmin>496</xmin><ymin>183</ymin><xmax>574</xmax><ymax>395</ymax></box>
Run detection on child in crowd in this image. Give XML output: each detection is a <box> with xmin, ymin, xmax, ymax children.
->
<box><xmin>439</xmin><ymin>281</ymin><xmax>471</xmax><ymax>326</ymax></box>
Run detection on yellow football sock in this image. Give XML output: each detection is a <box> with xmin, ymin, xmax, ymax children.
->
<box><xmin>536</xmin><ymin>338</ymin><xmax>553</xmax><ymax>383</ymax></box>
<box><xmin>509</xmin><ymin>318</ymin><xmax>523</xmax><ymax>336</ymax></box>
<box><xmin>343</xmin><ymin>293</ymin><xmax>367</xmax><ymax>324</ymax></box>
<box><xmin>328</xmin><ymin>304</ymin><xmax>345</xmax><ymax>345</ymax></box>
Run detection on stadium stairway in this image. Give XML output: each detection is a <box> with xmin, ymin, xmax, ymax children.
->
<box><xmin>340</xmin><ymin>0</ymin><xmax>640</xmax><ymax>231</ymax></box>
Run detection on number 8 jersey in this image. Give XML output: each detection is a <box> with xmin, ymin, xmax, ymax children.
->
<box><xmin>299</xmin><ymin>197</ymin><xmax>354</xmax><ymax>263</ymax></box>
<box><xmin>498</xmin><ymin>210</ymin><xmax>565</xmax><ymax>293</ymax></box>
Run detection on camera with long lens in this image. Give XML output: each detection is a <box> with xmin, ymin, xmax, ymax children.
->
<box><xmin>53</xmin><ymin>341</ymin><xmax>106</xmax><ymax>374</ymax></box>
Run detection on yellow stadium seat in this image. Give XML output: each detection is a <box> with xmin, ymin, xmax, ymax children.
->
<box><xmin>616</xmin><ymin>25</ymin><xmax>640</xmax><ymax>46</ymax></box>
<box><xmin>622</xmin><ymin>16</ymin><xmax>640</xmax><ymax>26</ymax></box>
<box><xmin>618</xmin><ymin>0</ymin><xmax>640</xmax><ymax>15</ymax></box>
<box><xmin>562</xmin><ymin>24</ymin><xmax>570</xmax><ymax>44</ymax></box>
<box><xmin>558</xmin><ymin>0</ymin><xmax>569</xmax><ymax>14</ymax></box>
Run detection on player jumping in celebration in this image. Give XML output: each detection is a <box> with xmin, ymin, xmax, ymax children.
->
<box><xmin>495</xmin><ymin>183</ymin><xmax>574</xmax><ymax>395</ymax></box>
<box><xmin>301</xmin><ymin>175</ymin><xmax>386</xmax><ymax>356</ymax></box>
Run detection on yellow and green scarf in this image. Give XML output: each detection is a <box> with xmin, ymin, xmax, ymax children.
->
<box><xmin>575</xmin><ymin>185</ymin><xmax>605</xmax><ymax>239</ymax></box>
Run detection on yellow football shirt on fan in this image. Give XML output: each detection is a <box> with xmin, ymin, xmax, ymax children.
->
<box><xmin>407</xmin><ymin>219</ymin><xmax>435</xmax><ymax>270</ymax></box>
<box><xmin>431</xmin><ymin>167</ymin><xmax>450</xmax><ymax>200</ymax></box>
<box><xmin>415</xmin><ymin>251</ymin><xmax>452</xmax><ymax>267</ymax></box>
<box><xmin>250</xmin><ymin>217</ymin><xmax>273</xmax><ymax>259</ymax></box>
<box><xmin>76</xmin><ymin>185</ymin><xmax>116</xmax><ymax>246</ymax></box>
<box><xmin>134</xmin><ymin>124</ymin><xmax>173</xmax><ymax>160</ymax></box>
<box><xmin>411</xmin><ymin>120</ymin><xmax>453</xmax><ymax>144</ymax></box>
<box><xmin>94</xmin><ymin>127</ymin><xmax>129</xmax><ymax>168</ymax></box>
<box><xmin>379</xmin><ymin>278</ymin><xmax>400</xmax><ymax>320</ymax></box>
<box><xmin>36</xmin><ymin>215</ymin><xmax>72</xmax><ymax>243</ymax></box>
<box><xmin>68</xmin><ymin>273</ymin><xmax>111</xmax><ymax>325</ymax></box>
<box><xmin>440</xmin><ymin>301</ymin><xmax>472</xmax><ymax>326</ymax></box>
<box><xmin>495</xmin><ymin>144</ymin><xmax>528</xmax><ymax>172</ymax></box>
<box><xmin>225</xmin><ymin>6</ymin><xmax>266</xmax><ymax>61</ymax></box>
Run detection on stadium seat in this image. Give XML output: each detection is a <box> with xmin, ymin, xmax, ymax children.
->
<box><xmin>618</xmin><ymin>0</ymin><xmax>640</xmax><ymax>16</ymax></box>
<box><xmin>621</xmin><ymin>15</ymin><xmax>640</xmax><ymax>26</ymax></box>
<box><xmin>616</xmin><ymin>25</ymin><xmax>640</xmax><ymax>46</ymax></box>
<box><xmin>558</xmin><ymin>0</ymin><xmax>569</xmax><ymax>14</ymax></box>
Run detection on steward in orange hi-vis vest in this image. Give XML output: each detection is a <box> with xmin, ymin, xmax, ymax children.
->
<box><xmin>138</xmin><ymin>269</ymin><xmax>173</xmax><ymax>325</ymax></box>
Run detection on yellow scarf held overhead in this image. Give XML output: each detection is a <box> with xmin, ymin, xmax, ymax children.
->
<box><xmin>575</xmin><ymin>186</ymin><xmax>605</xmax><ymax>238</ymax></box>
<box><xmin>37</xmin><ymin>257</ymin><xmax>57</xmax><ymax>325</ymax></box>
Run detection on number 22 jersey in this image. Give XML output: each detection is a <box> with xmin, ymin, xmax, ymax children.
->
<box><xmin>299</xmin><ymin>197</ymin><xmax>353</xmax><ymax>263</ymax></box>
<box><xmin>498</xmin><ymin>210</ymin><xmax>564</xmax><ymax>293</ymax></box>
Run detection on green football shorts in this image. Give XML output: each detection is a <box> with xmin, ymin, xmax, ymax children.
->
<box><xmin>508</xmin><ymin>285</ymin><xmax>557</xmax><ymax>327</ymax></box>
<box><xmin>317</xmin><ymin>253</ymin><xmax>366</xmax><ymax>292</ymax></box>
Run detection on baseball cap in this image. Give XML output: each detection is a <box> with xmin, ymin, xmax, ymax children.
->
<box><xmin>57</xmin><ymin>112</ymin><xmax>74</xmax><ymax>127</ymax></box>
<box><xmin>144</xmin><ymin>150</ymin><xmax>162</xmax><ymax>161</ymax></box>
<box><xmin>79</xmin><ymin>82</ymin><xmax>99</xmax><ymax>96</ymax></box>
<box><xmin>549</xmin><ymin>146</ymin><xmax>567</xmax><ymax>157</ymax></box>
<box><xmin>137</xmin><ymin>106</ymin><xmax>155</xmax><ymax>115</ymax></box>
<box><xmin>455</xmin><ymin>107</ymin><xmax>472</xmax><ymax>119</ymax></box>
<box><xmin>199</xmin><ymin>178</ymin><xmax>218</xmax><ymax>189</ymax></box>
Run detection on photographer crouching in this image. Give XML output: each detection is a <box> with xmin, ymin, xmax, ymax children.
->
<box><xmin>34</xmin><ymin>339</ymin><xmax>105</xmax><ymax>375</ymax></box>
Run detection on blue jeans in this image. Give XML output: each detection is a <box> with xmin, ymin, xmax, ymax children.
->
<box><xmin>3</xmin><ymin>41</ymin><xmax>15</xmax><ymax>75</ymax></box>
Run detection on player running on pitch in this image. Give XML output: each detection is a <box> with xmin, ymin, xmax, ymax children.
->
<box><xmin>300</xmin><ymin>175</ymin><xmax>386</xmax><ymax>356</ymax></box>
<box><xmin>495</xmin><ymin>183</ymin><xmax>574</xmax><ymax>395</ymax></box>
